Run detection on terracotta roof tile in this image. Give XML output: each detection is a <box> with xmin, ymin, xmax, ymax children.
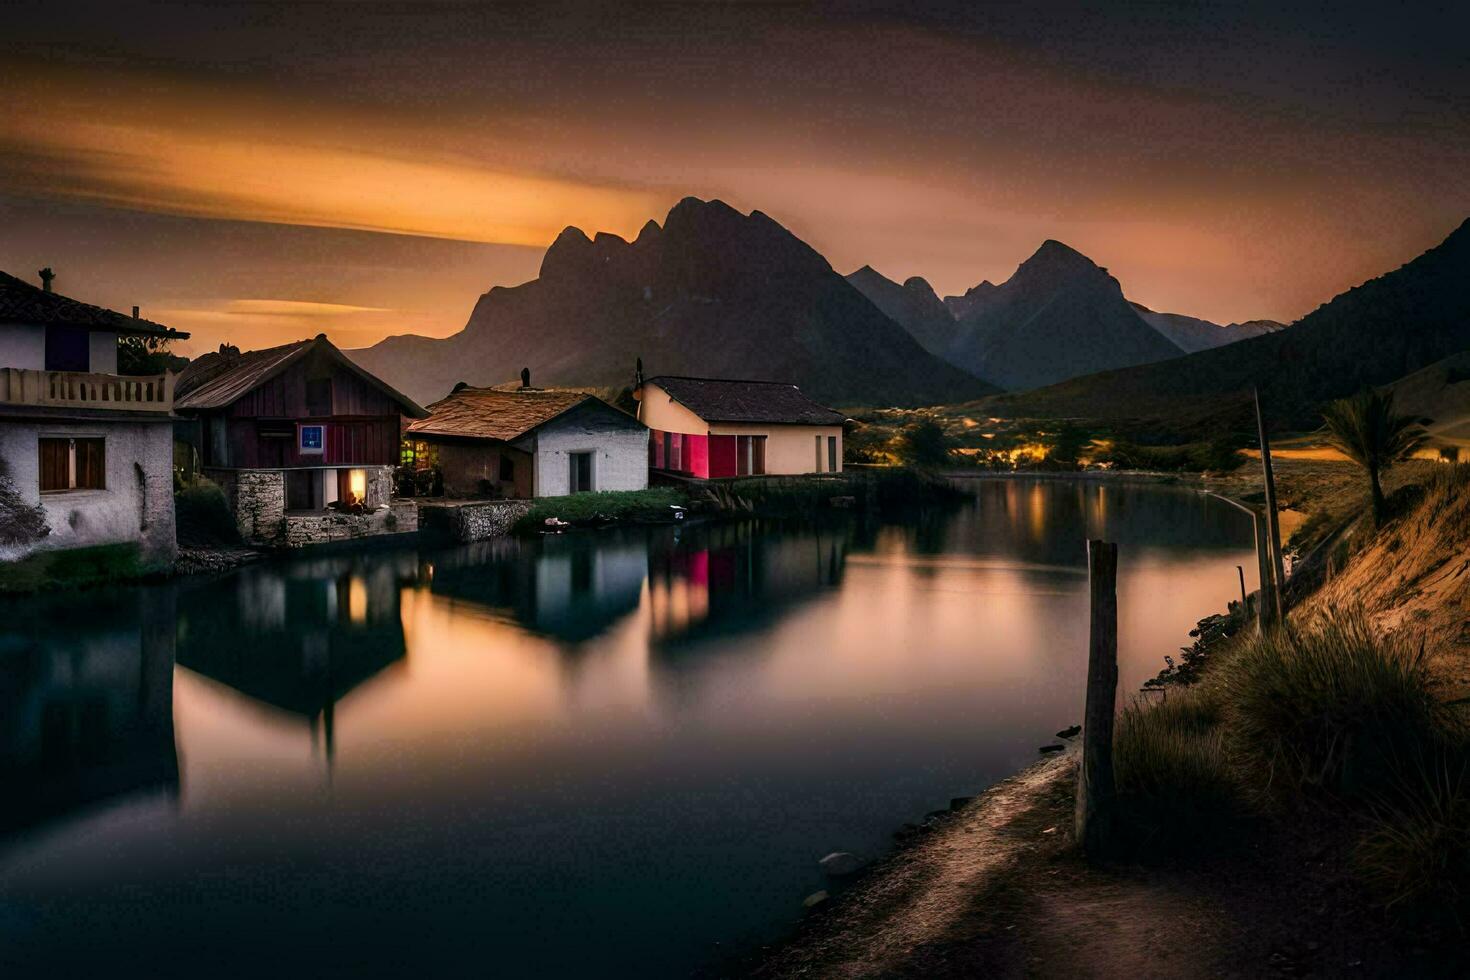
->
<box><xmin>408</xmin><ymin>387</ymin><xmax>613</xmax><ymax>441</ymax></box>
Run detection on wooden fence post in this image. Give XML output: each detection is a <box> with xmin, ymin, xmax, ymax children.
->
<box><xmin>1253</xmin><ymin>510</ymin><xmax>1275</xmax><ymax>634</ymax></box>
<box><xmin>1254</xmin><ymin>387</ymin><xmax>1287</xmax><ymax>623</ymax></box>
<box><xmin>1076</xmin><ymin>539</ymin><xmax>1118</xmax><ymax>857</ymax></box>
<box><xmin>1236</xmin><ymin>564</ymin><xmax>1248</xmax><ymax>612</ymax></box>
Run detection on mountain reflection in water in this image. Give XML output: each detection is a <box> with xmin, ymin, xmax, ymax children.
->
<box><xmin>0</xmin><ymin>479</ymin><xmax>1257</xmax><ymax>978</ymax></box>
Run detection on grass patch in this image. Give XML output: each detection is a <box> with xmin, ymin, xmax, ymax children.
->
<box><xmin>1216</xmin><ymin>611</ymin><xmax>1451</xmax><ymax>801</ymax></box>
<box><xmin>0</xmin><ymin>542</ymin><xmax>161</xmax><ymax>593</ymax></box>
<box><xmin>1114</xmin><ymin>688</ymin><xmax>1244</xmax><ymax>855</ymax></box>
<box><xmin>514</xmin><ymin>487</ymin><xmax>686</xmax><ymax>532</ymax></box>
<box><xmin>1355</xmin><ymin>754</ymin><xmax>1470</xmax><ymax>924</ymax></box>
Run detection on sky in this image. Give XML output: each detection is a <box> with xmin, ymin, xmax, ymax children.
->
<box><xmin>2</xmin><ymin>1</ymin><xmax>1467</xmax><ymax>356</ymax></box>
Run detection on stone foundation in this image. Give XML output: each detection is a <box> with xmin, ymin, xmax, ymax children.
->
<box><xmin>419</xmin><ymin>499</ymin><xmax>531</xmax><ymax>542</ymax></box>
<box><xmin>208</xmin><ymin>465</ymin><xmax>410</xmax><ymax>548</ymax></box>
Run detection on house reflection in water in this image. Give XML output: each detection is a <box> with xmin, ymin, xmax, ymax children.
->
<box><xmin>0</xmin><ymin>590</ymin><xmax>178</xmax><ymax>840</ymax></box>
<box><xmin>427</xmin><ymin>533</ymin><xmax>648</xmax><ymax>645</ymax></box>
<box><xmin>647</xmin><ymin>523</ymin><xmax>847</xmax><ymax>647</ymax></box>
<box><xmin>175</xmin><ymin>554</ymin><xmax>413</xmax><ymax>763</ymax></box>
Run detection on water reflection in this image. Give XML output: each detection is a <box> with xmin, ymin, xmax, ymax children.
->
<box><xmin>0</xmin><ymin>479</ymin><xmax>1257</xmax><ymax>978</ymax></box>
<box><xmin>176</xmin><ymin>555</ymin><xmax>413</xmax><ymax>762</ymax></box>
<box><xmin>0</xmin><ymin>590</ymin><xmax>177</xmax><ymax>842</ymax></box>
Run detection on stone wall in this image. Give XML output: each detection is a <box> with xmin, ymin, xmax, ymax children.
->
<box><xmin>208</xmin><ymin>465</ymin><xmax>405</xmax><ymax>548</ymax></box>
<box><xmin>419</xmin><ymin>499</ymin><xmax>531</xmax><ymax>542</ymax></box>
<box><xmin>534</xmin><ymin>422</ymin><xmax>649</xmax><ymax>496</ymax></box>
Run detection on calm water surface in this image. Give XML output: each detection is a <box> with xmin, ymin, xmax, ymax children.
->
<box><xmin>0</xmin><ymin>479</ymin><xmax>1255</xmax><ymax>977</ymax></box>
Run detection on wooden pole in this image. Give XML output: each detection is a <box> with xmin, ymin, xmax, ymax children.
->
<box><xmin>1253</xmin><ymin>508</ymin><xmax>1275</xmax><ymax>633</ymax></box>
<box><xmin>1236</xmin><ymin>564</ymin><xmax>1248</xmax><ymax>612</ymax></box>
<box><xmin>1076</xmin><ymin>539</ymin><xmax>1118</xmax><ymax>857</ymax></box>
<box><xmin>1254</xmin><ymin>387</ymin><xmax>1287</xmax><ymax>623</ymax></box>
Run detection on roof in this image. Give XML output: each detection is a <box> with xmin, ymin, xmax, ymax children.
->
<box><xmin>641</xmin><ymin>375</ymin><xmax>845</xmax><ymax>425</ymax></box>
<box><xmin>408</xmin><ymin>386</ymin><xmax>634</xmax><ymax>442</ymax></box>
<box><xmin>0</xmin><ymin>270</ymin><xmax>187</xmax><ymax>339</ymax></box>
<box><xmin>175</xmin><ymin>335</ymin><xmax>426</xmax><ymax>416</ymax></box>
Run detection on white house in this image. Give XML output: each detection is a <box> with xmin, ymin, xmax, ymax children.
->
<box><xmin>405</xmin><ymin>376</ymin><xmax>648</xmax><ymax>498</ymax></box>
<box><xmin>0</xmin><ymin>268</ymin><xmax>186</xmax><ymax>565</ymax></box>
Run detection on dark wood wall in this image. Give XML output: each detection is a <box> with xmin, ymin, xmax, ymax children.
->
<box><xmin>200</xmin><ymin>349</ymin><xmax>406</xmax><ymax>469</ymax></box>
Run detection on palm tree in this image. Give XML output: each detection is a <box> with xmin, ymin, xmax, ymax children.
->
<box><xmin>1320</xmin><ymin>388</ymin><xmax>1428</xmax><ymax>526</ymax></box>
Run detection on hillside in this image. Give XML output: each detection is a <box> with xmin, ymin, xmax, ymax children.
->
<box><xmin>845</xmin><ymin>266</ymin><xmax>956</xmax><ymax>357</ymax></box>
<box><xmin>351</xmin><ymin>198</ymin><xmax>994</xmax><ymax>408</ymax></box>
<box><xmin>940</xmin><ymin>241</ymin><xmax>1185</xmax><ymax>390</ymax></box>
<box><xmin>985</xmin><ymin>218</ymin><xmax>1470</xmax><ymax>432</ymax></box>
<box><xmin>1386</xmin><ymin>349</ymin><xmax>1470</xmax><ymax>453</ymax></box>
<box><xmin>1129</xmin><ymin>302</ymin><xmax>1284</xmax><ymax>353</ymax></box>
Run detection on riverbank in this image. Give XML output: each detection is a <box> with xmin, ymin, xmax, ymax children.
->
<box><xmin>755</xmin><ymin>462</ymin><xmax>1470</xmax><ymax>978</ymax></box>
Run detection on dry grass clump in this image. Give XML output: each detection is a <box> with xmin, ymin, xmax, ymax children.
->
<box><xmin>1214</xmin><ymin>611</ymin><xmax>1452</xmax><ymax>801</ymax></box>
<box><xmin>1355</xmin><ymin>755</ymin><xmax>1470</xmax><ymax>925</ymax></box>
<box><xmin>1113</xmin><ymin>687</ymin><xmax>1243</xmax><ymax>854</ymax></box>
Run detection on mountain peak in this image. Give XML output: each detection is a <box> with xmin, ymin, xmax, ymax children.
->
<box><xmin>1019</xmin><ymin>239</ymin><xmax>1099</xmax><ymax>277</ymax></box>
<box><xmin>539</xmin><ymin>226</ymin><xmax>596</xmax><ymax>280</ymax></box>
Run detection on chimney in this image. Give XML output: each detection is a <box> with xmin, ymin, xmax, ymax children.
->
<box><xmin>520</xmin><ymin>367</ymin><xmax>531</xmax><ymax>389</ymax></box>
<box><xmin>132</xmin><ymin>305</ymin><xmax>140</xmax><ymax>319</ymax></box>
<box><xmin>38</xmin><ymin>267</ymin><xmax>55</xmax><ymax>293</ymax></box>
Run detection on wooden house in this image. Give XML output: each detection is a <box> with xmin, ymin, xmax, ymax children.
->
<box><xmin>175</xmin><ymin>335</ymin><xmax>426</xmax><ymax>544</ymax></box>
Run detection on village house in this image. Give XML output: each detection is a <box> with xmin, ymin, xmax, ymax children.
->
<box><xmin>0</xmin><ymin>268</ymin><xmax>186</xmax><ymax>564</ymax></box>
<box><xmin>633</xmin><ymin>375</ymin><xmax>846</xmax><ymax>477</ymax></box>
<box><xmin>174</xmin><ymin>335</ymin><xmax>426</xmax><ymax>546</ymax></box>
<box><xmin>405</xmin><ymin>374</ymin><xmax>648</xmax><ymax>498</ymax></box>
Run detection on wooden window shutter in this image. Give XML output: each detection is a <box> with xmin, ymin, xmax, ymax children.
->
<box><xmin>75</xmin><ymin>439</ymin><xmax>105</xmax><ymax>489</ymax></box>
<box><xmin>39</xmin><ymin>439</ymin><xmax>69</xmax><ymax>491</ymax></box>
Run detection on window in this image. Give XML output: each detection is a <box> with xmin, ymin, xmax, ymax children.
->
<box><xmin>305</xmin><ymin>378</ymin><xmax>333</xmax><ymax>416</ymax></box>
<box><xmin>569</xmin><ymin>451</ymin><xmax>594</xmax><ymax>493</ymax></box>
<box><xmin>737</xmin><ymin>435</ymin><xmax>767</xmax><ymax>476</ymax></box>
<box><xmin>38</xmin><ymin>437</ymin><xmax>105</xmax><ymax>492</ymax></box>
<box><xmin>499</xmin><ymin>455</ymin><xmax>515</xmax><ymax>483</ymax></box>
<box><xmin>815</xmin><ymin>435</ymin><xmax>823</xmax><ymax>472</ymax></box>
<box><xmin>662</xmin><ymin>431</ymin><xmax>673</xmax><ymax>470</ymax></box>
<box><xmin>299</xmin><ymin>423</ymin><xmax>325</xmax><ymax>455</ymax></box>
<box><xmin>828</xmin><ymin>435</ymin><xmax>838</xmax><ymax>473</ymax></box>
<box><xmin>44</xmin><ymin>326</ymin><xmax>89</xmax><ymax>372</ymax></box>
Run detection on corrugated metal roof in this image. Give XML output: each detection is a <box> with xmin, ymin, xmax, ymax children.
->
<box><xmin>408</xmin><ymin>386</ymin><xmax>631</xmax><ymax>442</ymax></box>
<box><xmin>641</xmin><ymin>375</ymin><xmax>845</xmax><ymax>425</ymax></box>
<box><xmin>175</xmin><ymin>336</ymin><xmax>426</xmax><ymax>416</ymax></box>
<box><xmin>0</xmin><ymin>270</ymin><xmax>186</xmax><ymax>338</ymax></box>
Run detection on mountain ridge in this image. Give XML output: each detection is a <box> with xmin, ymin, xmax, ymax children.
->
<box><xmin>352</xmin><ymin>198</ymin><xmax>995</xmax><ymax>408</ymax></box>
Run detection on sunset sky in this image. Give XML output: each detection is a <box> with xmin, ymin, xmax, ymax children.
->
<box><xmin>2</xmin><ymin>1</ymin><xmax>1467</xmax><ymax>356</ymax></box>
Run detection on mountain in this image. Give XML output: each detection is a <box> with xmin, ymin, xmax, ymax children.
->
<box><xmin>938</xmin><ymin>240</ymin><xmax>1185</xmax><ymax>391</ymax></box>
<box><xmin>352</xmin><ymin>198</ymin><xmax>994</xmax><ymax>408</ymax></box>
<box><xmin>845</xmin><ymin>266</ymin><xmax>955</xmax><ymax>358</ymax></box>
<box><xmin>988</xmin><ymin>218</ymin><xmax>1470</xmax><ymax>432</ymax></box>
<box><xmin>943</xmin><ymin>281</ymin><xmax>999</xmax><ymax>320</ymax></box>
<box><xmin>1129</xmin><ymin>302</ymin><xmax>1285</xmax><ymax>353</ymax></box>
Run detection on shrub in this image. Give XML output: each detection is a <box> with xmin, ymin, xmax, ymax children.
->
<box><xmin>0</xmin><ymin>471</ymin><xmax>49</xmax><ymax>547</ymax></box>
<box><xmin>1216</xmin><ymin>611</ymin><xmax>1451</xmax><ymax>800</ymax></box>
<box><xmin>1113</xmin><ymin>688</ymin><xmax>1244</xmax><ymax>854</ymax></box>
<box><xmin>175</xmin><ymin>480</ymin><xmax>241</xmax><ymax>548</ymax></box>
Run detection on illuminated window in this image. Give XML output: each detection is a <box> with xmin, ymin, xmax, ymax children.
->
<box><xmin>299</xmin><ymin>424</ymin><xmax>325</xmax><ymax>455</ymax></box>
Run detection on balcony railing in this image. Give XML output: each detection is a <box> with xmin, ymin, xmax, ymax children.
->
<box><xmin>0</xmin><ymin>368</ymin><xmax>176</xmax><ymax>413</ymax></box>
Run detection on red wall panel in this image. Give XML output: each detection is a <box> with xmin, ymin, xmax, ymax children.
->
<box><xmin>684</xmin><ymin>434</ymin><xmax>710</xmax><ymax>478</ymax></box>
<box><xmin>708</xmin><ymin>435</ymin><xmax>738</xmax><ymax>478</ymax></box>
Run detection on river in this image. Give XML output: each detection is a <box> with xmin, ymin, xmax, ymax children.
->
<box><xmin>0</xmin><ymin>478</ymin><xmax>1256</xmax><ymax>977</ymax></box>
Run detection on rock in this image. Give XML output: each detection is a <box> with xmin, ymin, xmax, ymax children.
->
<box><xmin>818</xmin><ymin>851</ymin><xmax>863</xmax><ymax>876</ymax></box>
<box><xmin>949</xmin><ymin>796</ymin><xmax>974</xmax><ymax>811</ymax></box>
<box><xmin>892</xmin><ymin>822</ymin><xmax>922</xmax><ymax>841</ymax></box>
<box><xmin>923</xmin><ymin>809</ymin><xmax>950</xmax><ymax>823</ymax></box>
<box><xmin>1055</xmin><ymin>725</ymin><xmax>1081</xmax><ymax>739</ymax></box>
<box><xmin>802</xmin><ymin>890</ymin><xmax>830</xmax><ymax>910</ymax></box>
<box><xmin>1039</xmin><ymin>743</ymin><xmax>1065</xmax><ymax>753</ymax></box>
